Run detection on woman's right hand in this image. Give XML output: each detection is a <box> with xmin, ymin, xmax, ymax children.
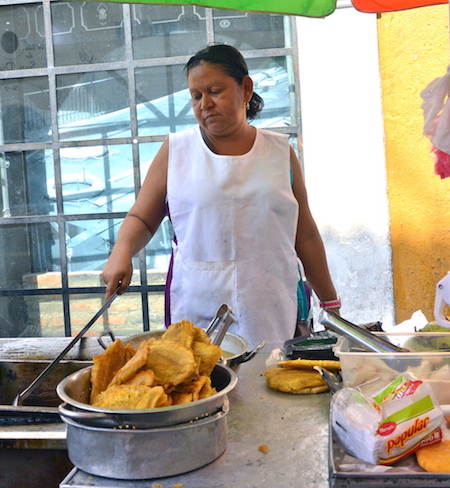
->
<box><xmin>102</xmin><ymin>250</ymin><xmax>134</xmax><ymax>300</ymax></box>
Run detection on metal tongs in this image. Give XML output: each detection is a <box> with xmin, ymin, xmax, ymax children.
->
<box><xmin>13</xmin><ymin>290</ymin><xmax>119</xmax><ymax>407</ymax></box>
<box><xmin>319</xmin><ymin>310</ymin><xmax>409</xmax><ymax>353</ymax></box>
<box><xmin>205</xmin><ymin>304</ymin><xmax>235</xmax><ymax>346</ymax></box>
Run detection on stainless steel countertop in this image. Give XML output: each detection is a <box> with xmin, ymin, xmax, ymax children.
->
<box><xmin>60</xmin><ymin>353</ymin><xmax>331</xmax><ymax>488</ymax></box>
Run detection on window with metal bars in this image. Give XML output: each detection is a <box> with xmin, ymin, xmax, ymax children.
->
<box><xmin>0</xmin><ymin>0</ymin><xmax>301</xmax><ymax>338</ymax></box>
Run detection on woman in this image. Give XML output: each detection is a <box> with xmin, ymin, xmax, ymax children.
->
<box><xmin>102</xmin><ymin>44</ymin><xmax>340</xmax><ymax>349</ymax></box>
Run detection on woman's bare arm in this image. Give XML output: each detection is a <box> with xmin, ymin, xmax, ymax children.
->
<box><xmin>290</xmin><ymin>146</ymin><xmax>339</xmax><ymax>304</ymax></box>
<box><xmin>102</xmin><ymin>139</ymin><xmax>169</xmax><ymax>298</ymax></box>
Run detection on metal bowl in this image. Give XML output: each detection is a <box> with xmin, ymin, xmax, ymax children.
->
<box><xmin>57</xmin><ymin>363</ymin><xmax>237</xmax><ymax>429</ymax></box>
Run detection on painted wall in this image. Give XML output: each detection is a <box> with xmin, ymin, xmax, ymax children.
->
<box><xmin>296</xmin><ymin>8</ymin><xmax>395</xmax><ymax>326</ymax></box>
<box><xmin>377</xmin><ymin>5</ymin><xmax>450</xmax><ymax>323</ymax></box>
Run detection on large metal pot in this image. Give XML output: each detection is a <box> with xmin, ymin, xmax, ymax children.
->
<box><xmin>62</xmin><ymin>398</ymin><xmax>229</xmax><ymax>480</ymax></box>
<box><xmin>122</xmin><ymin>330</ymin><xmax>265</xmax><ymax>372</ymax></box>
<box><xmin>57</xmin><ymin>363</ymin><xmax>237</xmax><ymax>429</ymax></box>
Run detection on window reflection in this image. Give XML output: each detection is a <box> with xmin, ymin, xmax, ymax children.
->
<box><xmin>52</xmin><ymin>1</ymin><xmax>126</xmax><ymax>66</ymax></box>
<box><xmin>0</xmin><ymin>4</ymin><xmax>47</xmax><ymax>71</ymax></box>
<box><xmin>132</xmin><ymin>5</ymin><xmax>207</xmax><ymax>59</ymax></box>
<box><xmin>57</xmin><ymin>71</ymin><xmax>130</xmax><ymax>141</ymax></box>
<box><xmin>0</xmin><ymin>77</ymin><xmax>51</xmax><ymax>144</ymax></box>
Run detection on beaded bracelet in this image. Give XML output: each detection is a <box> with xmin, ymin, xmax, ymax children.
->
<box><xmin>319</xmin><ymin>297</ymin><xmax>341</xmax><ymax>309</ymax></box>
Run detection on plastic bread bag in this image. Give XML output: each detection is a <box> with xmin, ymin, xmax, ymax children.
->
<box><xmin>331</xmin><ymin>372</ymin><xmax>444</xmax><ymax>466</ymax></box>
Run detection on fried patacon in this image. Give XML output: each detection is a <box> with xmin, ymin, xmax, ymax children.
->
<box><xmin>93</xmin><ymin>385</ymin><xmax>170</xmax><ymax>409</ymax></box>
<box><xmin>161</xmin><ymin>320</ymin><xmax>196</xmax><ymax>348</ymax></box>
<box><xmin>90</xmin><ymin>339</ymin><xmax>136</xmax><ymax>404</ymax></box>
<box><xmin>265</xmin><ymin>368</ymin><xmax>328</xmax><ymax>394</ymax></box>
<box><xmin>192</xmin><ymin>340</ymin><xmax>223</xmax><ymax>377</ymax></box>
<box><xmin>193</xmin><ymin>327</ymin><xmax>211</xmax><ymax>344</ymax></box>
<box><xmin>123</xmin><ymin>369</ymin><xmax>155</xmax><ymax>387</ymax></box>
<box><xmin>88</xmin><ymin>321</ymin><xmax>223</xmax><ymax>409</ymax></box>
<box><xmin>170</xmin><ymin>376</ymin><xmax>216</xmax><ymax>405</ymax></box>
<box><xmin>146</xmin><ymin>341</ymin><xmax>198</xmax><ymax>387</ymax></box>
<box><xmin>108</xmin><ymin>341</ymin><xmax>149</xmax><ymax>387</ymax></box>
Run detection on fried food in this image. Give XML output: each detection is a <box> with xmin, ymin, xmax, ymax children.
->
<box><xmin>108</xmin><ymin>341</ymin><xmax>150</xmax><ymax>387</ymax></box>
<box><xmin>416</xmin><ymin>440</ymin><xmax>450</xmax><ymax>472</ymax></box>
<box><xmin>161</xmin><ymin>320</ymin><xmax>196</xmax><ymax>348</ymax></box>
<box><xmin>123</xmin><ymin>369</ymin><xmax>155</xmax><ymax>387</ymax></box>
<box><xmin>194</xmin><ymin>327</ymin><xmax>212</xmax><ymax>344</ymax></box>
<box><xmin>146</xmin><ymin>341</ymin><xmax>198</xmax><ymax>387</ymax></box>
<box><xmin>192</xmin><ymin>340</ymin><xmax>223</xmax><ymax>377</ymax></box>
<box><xmin>277</xmin><ymin>358</ymin><xmax>341</xmax><ymax>371</ymax></box>
<box><xmin>265</xmin><ymin>367</ymin><xmax>328</xmax><ymax>394</ymax></box>
<box><xmin>93</xmin><ymin>385</ymin><xmax>170</xmax><ymax>409</ymax></box>
<box><xmin>170</xmin><ymin>376</ymin><xmax>216</xmax><ymax>405</ymax></box>
<box><xmin>90</xmin><ymin>339</ymin><xmax>136</xmax><ymax>404</ymax></box>
<box><xmin>89</xmin><ymin>321</ymin><xmax>223</xmax><ymax>410</ymax></box>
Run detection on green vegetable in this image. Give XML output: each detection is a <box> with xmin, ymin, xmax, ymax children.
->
<box><xmin>405</xmin><ymin>322</ymin><xmax>450</xmax><ymax>351</ymax></box>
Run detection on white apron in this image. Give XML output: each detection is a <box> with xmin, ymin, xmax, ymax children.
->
<box><xmin>166</xmin><ymin>125</ymin><xmax>299</xmax><ymax>349</ymax></box>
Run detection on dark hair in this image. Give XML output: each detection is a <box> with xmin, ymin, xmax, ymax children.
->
<box><xmin>184</xmin><ymin>44</ymin><xmax>264</xmax><ymax>121</ymax></box>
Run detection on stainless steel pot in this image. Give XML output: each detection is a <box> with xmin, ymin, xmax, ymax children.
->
<box><xmin>57</xmin><ymin>363</ymin><xmax>237</xmax><ymax>429</ymax></box>
<box><xmin>123</xmin><ymin>330</ymin><xmax>265</xmax><ymax>372</ymax></box>
<box><xmin>62</xmin><ymin>397</ymin><xmax>229</xmax><ymax>480</ymax></box>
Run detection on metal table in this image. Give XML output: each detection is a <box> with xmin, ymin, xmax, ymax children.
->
<box><xmin>60</xmin><ymin>353</ymin><xmax>331</xmax><ymax>488</ymax></box>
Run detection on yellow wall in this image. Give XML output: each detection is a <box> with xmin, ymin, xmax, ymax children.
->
<box><xmin>378</xmin><ymin>5</ymin><xmax>450</xmax><ymax>322</ymax></box>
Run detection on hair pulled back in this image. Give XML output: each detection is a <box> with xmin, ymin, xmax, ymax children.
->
<box><xmin>184</xmin><ymin>44</ymin><xmax>264</xmax><ymax>121</ymax></box>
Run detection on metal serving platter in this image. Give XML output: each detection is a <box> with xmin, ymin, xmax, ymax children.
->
<box><xmin>329</xmin><ymin>405</ymin><xmax>450</xmax><ymax>487</ymax></box>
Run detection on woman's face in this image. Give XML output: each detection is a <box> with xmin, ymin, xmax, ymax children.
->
<box><xmin>187</xmin><ymin>62</ymin><xmax>253</xmax><ymax>138</ymax></box>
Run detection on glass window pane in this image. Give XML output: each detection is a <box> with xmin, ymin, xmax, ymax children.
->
<box><xmin>55</xmin><ymin>144</ymin><xmax>135</xmax><ymax>214</ymax></box>
<box><xmin>1</xmin><ymin>150</ymin><xmax>54</xmax><ymax>217</ymax></box>
<box><xmin>0</xmin><ymin>77</ymin><xmax>51</xmax><ymax>144</ymax></box>
<box><xmin>25</xmin><ymin>294</ymin><xmax>64</xmax><ymax>337</ymax></box>
<box><xmin>139</xmin><ymin>141</ymin><xmax>163</xmax><ymax>180</ymax></box>
<box><xmin>135</xmin><ymin>65</ymin><xmax>192</xmax><ymax>136</ymax></box>
<box><xmin>69</xmin><ymin>292</ymin><xmax>148</xmax><ymax>337</ymax></box>
<box><xmin>0</xmin><ymin>294</ymin><xmax>63</xmax><ymax>338</ymax></box>
<box><xmin>52</xmin><ymin>1</ymin><xmax>126</xmax><ymax>66</ymax></box>
<box><xmin>57</xmin><ymin>71</ymin><xmax>130</xmax><ymax>142</ymax></box>
<box><xmin>131</xmin><ymin>5</ymin><xmax>207</xmax><ymax>59</ymax></box>
<box><xmin>0</xmin><ymin>223</ymin><xmax>59</xmax><ymax>290</ymax></box>
<box><xmin>145</xmin><ymin>216</ymin><xmax>173</xmax><ymax>272</ymax></box>
<box><xmin>66</xmin><ymin>218</ymin><xmax>122</xmax><ymax>277</ymax></box>
<box><xmin>0</xmin><ymin>4</ymin><xmax>47</xmax><ymax>71</ymax></box>
<box><xmin>213</xmin><ymin>11</ymin><xmax>285</xmax><ymax>49</ymax></box>
<box><xmin>147</xmin><ymin>291</ymin><xmax>166</xmax><ymax>331</ymax></box>
<box><xmin>249</xmin><ymin>57</ymin><xmax>295</xmax><ymax>129</ymax></box>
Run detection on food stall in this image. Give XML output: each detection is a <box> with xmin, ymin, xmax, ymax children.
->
<box><xmin>0</xmin><ymin>348</ymin><xmax>330</xmax><ymax>488</ymax></box>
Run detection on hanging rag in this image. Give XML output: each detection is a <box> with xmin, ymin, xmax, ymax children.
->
<box><xmin>421</xmin><ymin>66</ymin><xmax>450</xmax><ymax>178</ymax></box>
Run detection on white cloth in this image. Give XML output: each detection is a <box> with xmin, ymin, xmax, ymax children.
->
<box><xmin>167</xmin><ymin>125</ymin><xmax>299</xmax><ymax>349</ymax></box>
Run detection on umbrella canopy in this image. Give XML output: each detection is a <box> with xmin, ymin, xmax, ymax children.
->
<box><xmin>100</xmin><ymin>0</ymin><xmax>447</xmax><ymax>18</ymax></box>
